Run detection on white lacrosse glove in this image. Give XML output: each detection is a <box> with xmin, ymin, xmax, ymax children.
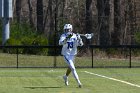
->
<box><xmin>76</xmin><ymin>33</ymin><xmax>81</xmax><ymax>40</ymax></box>
<box><xmin>66</xmin><ymin>32</ymin><xmax>73</xmax><ymax>39</ymax></box>
<box><xmin>76</xmin><ymin>33</ymin><xmax>83</xmax><ymax>46</ymax></box>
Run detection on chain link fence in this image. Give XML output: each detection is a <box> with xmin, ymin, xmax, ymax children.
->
<box><xmin>0</xmin><ymin>45</ymin><xmax>140</xmax><ymax>68</ymax></box>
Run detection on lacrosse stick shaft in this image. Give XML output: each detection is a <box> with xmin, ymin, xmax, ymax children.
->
<box><xmin>79</xmin><ymin>34</ymin><xmax>86</xmax><ymax>36</ymax></box>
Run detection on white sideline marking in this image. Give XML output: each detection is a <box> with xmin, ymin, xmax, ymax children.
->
<box><xmin>84</xmin><ymin>71</ymin><xmax>140</xmax><ymax>88</ymax></box>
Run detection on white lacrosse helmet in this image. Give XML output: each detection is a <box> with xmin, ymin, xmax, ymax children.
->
<box><xmin>64</xmin><ymin>24</ymin><xmax>73</xmax><ymax>33</ymax></box>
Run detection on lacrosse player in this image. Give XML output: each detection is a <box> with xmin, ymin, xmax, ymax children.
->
<box><xmin>59</xmin><ymin>24</ymin><xmax>83</xmax><ymax>88</ymax></box>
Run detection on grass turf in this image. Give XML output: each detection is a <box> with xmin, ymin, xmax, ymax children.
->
<box><xmin>0</xmin><ymin>68</ymin><xmax>139</xmax><ymax>93</ymax></box>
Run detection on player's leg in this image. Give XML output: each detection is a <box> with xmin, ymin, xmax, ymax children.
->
<box><xmin>68</xmin><ymin>59</ymin><xmax>82</xmax><ymax>87</ymax></box>
<box><xmin>63</xmin><ymin>67</ymin><xmax>71</xmax><ymax>86</ymax></box>
<box><xmin>63</xmin><ymin>56</ymin><xmax>71</xmax><ymax>86</ymax></box>
<box><xmin>66</xmin><ymin>67</ymin><xmax>71</xmax><ymax>76</ymax></box>
<box><xmin>64</xmin><ymin>55</ymin><xmax>82</xmax><ymax>87</ymax></box>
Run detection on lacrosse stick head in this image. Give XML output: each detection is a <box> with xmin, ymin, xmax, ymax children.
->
<box><xmin>85</xmin><ymin>33</ymin><xmax>94</xmax><ymax>39</ymax></box>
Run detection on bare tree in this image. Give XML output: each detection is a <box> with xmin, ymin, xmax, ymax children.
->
<box><xmin>85</xmin><ymin>0</ymin><xmax>92</xmax><ymax>34</ymax></box>
<box><xmin>119</xmin><ymin>0</ymin><xmax>126</xmax><ymax>45</ymax></box>
<box><xmin>113</xmin><ymin>0</ymin><xmax>126</xmax><ymax>45</ymax></box>
<box><xmin>28</xmin><ymin>0</ymin><xmax>34</xmax><ymax>27</ymax></box>
<box><xmin>109</xmin><ymin>0</ymin><xmax>114</xmax><ymax>45</ymax></box>
<box><xmin>97</xmin><ymin>0</ymin><xmax>110</xmax><ymax>45</ymax></box>
<box><xmin>16</xmin><ymin>0</ymin><xmax>22</xmax><ymax>22</ymax></box>
<box><xmin>36</xmin><ymin>0</ymin><xmax>43</xmax><ymax>33</ymax></box>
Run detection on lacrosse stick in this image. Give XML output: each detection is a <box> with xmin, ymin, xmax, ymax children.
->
<box><xmin>77</xmin><ymin>33</ymin><xmax>94</xmax><ymax>39</ymax></box>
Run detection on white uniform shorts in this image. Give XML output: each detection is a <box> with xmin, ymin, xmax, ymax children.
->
<box><xmin>63</xmin><ymin>55</ymin><xmax>75</xmax><ymax>68</ymax></box>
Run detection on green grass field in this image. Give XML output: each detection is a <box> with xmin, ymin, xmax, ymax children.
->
<box><xmin>0</xmin><ymin>68</ymin><xmax>139</xmax><ymax>93</ymax></box>
<box><xmin>0</xmin><ymin>53</ymin><xmax>139</xmax><ymax>93</ymax></box>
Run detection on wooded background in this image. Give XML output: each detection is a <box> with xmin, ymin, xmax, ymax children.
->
<box><xmin>5</xmin><ymin>0</ymin><xmax>140</xmax><ymax>45</ymax></box>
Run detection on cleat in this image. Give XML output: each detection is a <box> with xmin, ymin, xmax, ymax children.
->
<box><xmin>63</xmin><ymin>75</ymin><xmax>69</xmax><ymax>86</ymax></box>
<box><xmin>78</xmin><ymin>84</ymin><xmax>82</xmax><ymax>88</ymax></box>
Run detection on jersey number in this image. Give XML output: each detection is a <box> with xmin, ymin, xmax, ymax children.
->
<box><xmin>67</xmin><ymin>42</ymin><xmax>73</xmax><ymax>49</ymax></box>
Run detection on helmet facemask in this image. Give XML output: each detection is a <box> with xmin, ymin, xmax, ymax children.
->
<box><xmin>64</xmin><ymin>29</ymin><xmax>72</xmax><ymax>33</ymax></box>
<box><xmin>64</xmin><ymin>24</ymin><xmax>73</xmax><ymax>34</ymax></box>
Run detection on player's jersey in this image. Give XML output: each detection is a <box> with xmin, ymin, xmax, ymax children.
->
<box><xmin>59</xmin><ymin>33</ymin><xmax>83</xmax><ymax>56</ymax></box>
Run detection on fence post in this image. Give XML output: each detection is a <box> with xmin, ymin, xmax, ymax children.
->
<box><xmin>16</xmin><ymin>48</ymin><xmax>18</xmax><ymax>68</ymax></box>
<box><xmin>129</xmin><ymin>47</ymin><xmax>131</xmax><ymax>68</ymax></box>
<box><xmin>92</xmin><ymin>48</ymin><xmax>93</xmax><ymax>68</ymax></box>
<box><xmin>54</xmin><ymin>55</ymin><xmax>56</xmax><ymax>68</ymax></box>
<box><xmin>54</xmin><ymin>46</ymin><xmax>57</xmax><ymax>68</ymax></box>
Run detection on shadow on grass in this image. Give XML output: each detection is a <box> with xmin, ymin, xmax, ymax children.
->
<box><xmin>24</xmin><ymin>86</ymin><xmax>61</xmax><ymax>89</ymax></box>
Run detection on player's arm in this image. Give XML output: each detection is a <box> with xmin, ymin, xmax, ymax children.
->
<box><xmin>78</xmin><ymin>38</ymin><xmax>83</xmax><ymax>46</ymax></box>
<box><xmin>59</xmin><ymin>36</ymin><xmax>66</xmax><ymax>45</ymax></box>
<box><xmin>59</xmin><ymin>34</ymin><xmax>72</xmax><ymax>45</ymax></box>
<box><xmin>76</xmin><ymin>34</ymin><xmax>83</xmax><ymax>46</ymax></box>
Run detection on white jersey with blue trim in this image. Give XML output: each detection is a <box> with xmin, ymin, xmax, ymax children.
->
<box><xmin>59</xmin><ymin>33</ymin><xmax>83</xmax><ymax>56</ymax></box>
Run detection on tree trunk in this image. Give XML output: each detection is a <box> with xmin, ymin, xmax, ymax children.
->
<box><xmin>16</xmin><ymin>0</ymin><xmax>22</xmax><ymax>22</ymax></box>
<box><xmin>113</xmin><ymin>0</ymin><xmax>126</xmax><ymax>45</ymax></box>
<box><xmin>113</xmin><ymin>0</ymin><xmax>121</xmax><ymax>45</ymax></box>
<box><xmin>85</xmin><ymin>0</ymin><xmax>92</xmax><ymax>33</ymax></box>
<box><xmin>109</xmin><ymin>0</ymin><xmax>114</xmax><ymax>45</ymax></box>
<box><xmin>37</xmin><ymin>0</ymin><xmax>43</xmax><ymax>34</ymax></box>
<box><xmin>119</xmin><ymin>0</ymin><xmax>125</xmax><ymax>45</ymax></box>
<box><xmin>97</xmin><ymin>0</ymin><xmax>110</xmax><ymax>45</ymax></box>
<box><xmin>28</xmin><ymin>0</ymin><xmax>34</xmax><ymax>27</ymax></box>
<box><xmin>85</xmin><ymin>0</ymin><xmax>92</xmax><ymax>45</ymax></box>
